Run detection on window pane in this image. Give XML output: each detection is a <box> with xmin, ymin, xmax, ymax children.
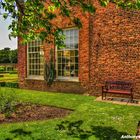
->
<box><xmin>74</xmin><ymin>44</ymin><xmax>78</xmax><ymax>49</ymax></box>
<box><xmin>58</xmin><ymin>70</ymin><xmax>62</xmax><ymax>76</ymax></box>
<box><xmin>64</xmin><ymin>51</ymin><xmax>70</xmax><ymax>57</ymax></box>
<box><xmin>58</xmin><ymin>58</ymin><xmax>62</xmax><ymax>63</ymax></box>
<box><xmin>57</xmin><ymin>51</ymin><xmax>62</xmax><ymax>57</ymax></box>
<box><xmin>75</xmin><ymin>50</ymin><xmax>78</xmax><ymax>57</ymax></box>
<box><xmin>70</xmin><ymin>51</ymin><xmax>75</xmax><ymax>57</ymax></box>
<box><xmin>75</xmin><ymin>57</ymin><xmax>78</xmax><ymax>63</ymax></box>
<box><xmin>70</xmin><ymin>57</ymin><xmax>75</xmax><ymax>63</ymax></box>
<box><xmin>58</xmin><ymin>64</ymin><xmax>62</xmax><ymax>70</ymax></box>
<box><xmin>75</xmin><ymin>70</ymin><xmax>78</xmax><ymax>77</ymax></box>
<box><xmin>75</xmin><ymin>64</ymin><xmax>78</xmax><ymax>70</ymax></box>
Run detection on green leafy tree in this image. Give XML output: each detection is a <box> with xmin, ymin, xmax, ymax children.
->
<box><xmin>0</xmin><ymin>0</ymin><xmax>140</xmax><ymax>46</ymax></box>
<box><xmin>0</xmin><ymin>48</ymin><xmax>17</xmax><ymax>63</ymax></box>
<box><xmin>9</xmin><ymin>49</ymin><xmax>18</xmax><ymax>63</ymax></box>
<box><xmin>0</xmin><ymin>48</ymin><xmax>10</xmax><ymax>63</ymax></box>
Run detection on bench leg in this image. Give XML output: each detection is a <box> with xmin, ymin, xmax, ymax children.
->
<box><xmin>131</xmin><ymin>94</ymin><xmax>133</xmax><ymax>102</ymax></box>
<box><xmin>102</xmin><ymin>92</ymin><xmax>107</xmax><ymax>100</ymax></box>
<box><xmin>105</xmin><ymin>93</ymin><xmax>107</xmax><ymax>100</ymax></box>
<box><xmin>102</xmin><ymin>92</ymin><xmax>104</xmax><ymax>100</ymax></box>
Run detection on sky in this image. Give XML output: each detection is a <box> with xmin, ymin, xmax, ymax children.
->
<box><xmin>0</xmin><ymin>16</ymin><xmax>17</xmax><ymax>50</ymax></box>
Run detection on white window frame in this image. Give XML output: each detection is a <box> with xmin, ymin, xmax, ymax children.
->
<box><xmin>55</xmin><ymin>28</ymin><xmax>79</xmax><ymax>82</ymax></box>
<box><xmin>27</xmin><ymin>40</ymin><xmax>44</xmax><ymax>80</ymax></box>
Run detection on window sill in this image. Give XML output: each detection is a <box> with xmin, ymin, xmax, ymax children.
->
<box><xmin>55</xmin><ymin>77</ymin><xmax>79</xmax><ymax>82</ymax></box>
<box><xmin>25</xmin><ymin>76</ymin><xmax>79</xmax><ymax>82</ymax></box>
<box><xmin>26</xmin><ymin>76</ymin><xmax>44</xmax><ymax>81</ymax></box>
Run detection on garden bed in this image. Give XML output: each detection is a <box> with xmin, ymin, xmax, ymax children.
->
<box><xmin>0</xmin><ymin>103</ymin><xmax>72</xmax><ymax>123</ymax></box>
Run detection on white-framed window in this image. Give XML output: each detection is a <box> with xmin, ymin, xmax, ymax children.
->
<box><xmin>56</xmin><ymin>28</ymin><xmax>79</xmax><ymax>81</ymax></box>
<box><xmin>27</xmin><ymin>40</ymin><xmax>44</xmax><ymax>79</ymax></box>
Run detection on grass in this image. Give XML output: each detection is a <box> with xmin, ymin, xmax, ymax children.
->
<box><xmin>0</xmin><ymin>73</ymin><xmax>18</xmax><ymax>82</ymax></box>
<box><xmin>0</xmin><ymin>88</ymin><xmax>140</xmax><ymax>140</ymax></box>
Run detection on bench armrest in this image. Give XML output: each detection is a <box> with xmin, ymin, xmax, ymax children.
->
<box><xmin>102</xmin><ymin>86</ymin><xmax>108</xmax><ymax>92</ymax></box>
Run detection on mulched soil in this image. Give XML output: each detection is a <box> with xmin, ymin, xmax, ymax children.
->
<box><xmin>0</xmin><ymin>103</ymin><xmax>72</xmax><ymax>124</ymax></box>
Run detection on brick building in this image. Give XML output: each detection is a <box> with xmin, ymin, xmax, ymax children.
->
<box><xmin>18</xmin><ymin>2</ymin><xmax>140</xmax><ymax>99</ymax></box>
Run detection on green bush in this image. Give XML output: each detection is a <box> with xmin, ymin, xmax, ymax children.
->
<box><xmin>5</xmin><ymin>82</ymin><xmax>19</xmax><ymax>88</ymax></box>
<box><xmin>0</xmin><ymin>66</ymin><xmax>5</xmax><ymax>72</ymax></box>
<box><xmin>0</xmin><ymin>88</ymin><xmax>18</xmax><ymax>117</ymax></box>
<box><xmin>0</xmin><ymin>71</ymin><xmax>17</xmax><ymax>74</ymax></box>
<box><xmin>0</xmin><ymin>82</ymin><xmax>6</xmax><ymax>87</ymax></box>
<box><xmin>0</xmin><ymin>71</ymin><xmax>9</xmax><ymax>74</ymax></box>
<box><xmin>0</xmin><ymin>82</ymin><xmax>19</xmax><ymax>88</ymax></box>
<box><xmin>9</xmin><ymin>71</ymin><xmax>17</xmax><ymax>74</ymax></box>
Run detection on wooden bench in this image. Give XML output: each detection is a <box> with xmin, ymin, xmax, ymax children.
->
<box><xmin>102</xmin><ymin>81</ymin><xmax>133</xmax><ymax>101</ymax></box>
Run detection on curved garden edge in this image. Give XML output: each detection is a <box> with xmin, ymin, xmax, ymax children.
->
<box><xmin>0</xmin><ymin>103</ymin><xmax>73</xmax><ymax>124</ymax></box>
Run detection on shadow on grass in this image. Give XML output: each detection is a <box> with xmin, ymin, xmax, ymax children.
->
<box><xmin>4</xmin><ymin>120</ymin><xmax>133</xmax><ymax>140</ymax></box>
<box><xmin>5</xmin><ymin>129</ymin><xmax>33</xmax><ymax>140</ymax></box>
<box><xmin>55</xmin><ymin>120</ymin><xmax>132</xmax><ymax>140</ymax></box>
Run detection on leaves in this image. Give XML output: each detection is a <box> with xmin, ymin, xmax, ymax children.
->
<box><xmin>3</xmin><ymin>13</ymin><xmax>9</xmax><ymax>19</ymax></box>
<box><xmin>54</xmin><ymin>29</ymin><xmax>66</xmax><ymax>48</ymax></box>
<box><xmin>110</xmin><ymin>0</ymin><xmax>140</xmax><ymax>9</ymax></box>
<box><xmin>81</xmin><ymin>2</ymin><xmax>96</xmax><ymax>13</ymax></box>
<box><xmin>73</xmin><ymin>18</ymin><xmax>82</xmax><ymax>28</ymax></box>
<box><xmin>99</xmin><ymin>0</ymin><xmax>109</xmax><ymax>7</ymax></box>
<box><xmin>0</xmin><ymin>0</ymin><xmax>96</xmax><ymax>45</ymax></box>
<box><xmin>48</xmin><ymin>5</ymin><xmax>57</xmax><ymax>12</ymax></box>
<box><xmin>0</xmin><ymin>88</ymin><xmax>18</xmax><ymax>117</ymax></box>
<box><xmin>0</xmin><ymin>48</ymin><xmax>17</xmax><ymax>63</ymax></box>
<box><xmin>1</xmin><ymin>0</ymin><xmax>140</xmax><ymax>46</ymax></box>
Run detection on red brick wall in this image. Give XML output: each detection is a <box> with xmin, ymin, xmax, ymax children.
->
<box><xmin>18</xmin><ymin>38</ymin><xmax>27</xmax><ymax>87</ymax></box>
<box><xmin>89</xmin><ymin>2</ymin><xmax>140</xmax><ymax>98</ymax></box>
<box><xmin>22</xmin><ymin>79</ymin><xmax>86</xmax><ymax>94</ymax></box>
<box><xmin>18</xmin><ymin>8</ymin><xmax>90</xmax><ymax>94</ymax></box>
<box><xmin>18</xmin><ymin>1</ymin><xmax>140</xmax><ymax>98</ymax></box>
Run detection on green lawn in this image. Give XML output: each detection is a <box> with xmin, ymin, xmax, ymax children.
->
<box><xmin>0</xmin><ymin>88</ymin><xmax>140</xmax><ymax>140</ymax></box>
<box><xmin>0</xmin><ymin>73</ymin><xmax>18</xmax><ymax>82</ymax></box>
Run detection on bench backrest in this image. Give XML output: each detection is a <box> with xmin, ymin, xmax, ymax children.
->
<box><xmin>105</xmin><ymin>81</ymin><xmax>132</xmax><ymax>90</ymax></box>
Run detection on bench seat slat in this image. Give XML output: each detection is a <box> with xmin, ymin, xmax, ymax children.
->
<box><xmin>103</xmin><ymin>89</ymin><xmax>131</xmax><ymax>95</ymax></box>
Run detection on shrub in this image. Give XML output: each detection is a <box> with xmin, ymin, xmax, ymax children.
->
<box><xmin>0</xmin><ymin>71</ymin><xmax>9</xmax><ymax>74</ymax></box>
<box><xmin>9</xmin><ymin>71</ymin><xmax>17</xmax><ymax>74</ymax></box>
<box><xmin>5</xmin><ymin>82</ymin><xmax>19</xmax><ymax>88</ymax></box>
<box><xmin>0</xmin><ymin>82</ymin><xmax>6</xmax><ymax>87</ymax></box>
<box><xmin>0</xmin><ymin>88</ymin><xmax>18</xmax><ymax>117</ymax></box>
<box><xmin>0</xmin><ymin>82</ymin><xmax>19</xmax><ymax>88</ymax></box>
<box><xmin>0</xmin><ymin>66</ymin><xmax>5</xmax><ymax>72</ymax></box>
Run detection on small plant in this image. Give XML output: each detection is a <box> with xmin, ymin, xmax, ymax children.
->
<box><xmin>0</xmin><ymin>82</ymin><xmax>19</xmax><ymax>88</ymax></box>
<box><xmin>44</xmin><ymin>49</ymin><xmax>55</xmax><ymax>86</ymax></box>
<box><xmin>5</xmin><ymin>82</ymin><xmax>19</xmax><ymax>88</ymax></box>
<box><xmin>0</xmin><ymin>66</ymin><xmax>5</xmax><ymax>73</ymax></box>
<box><xmin>0</xmin><ymin>88</ymin><xmax>18</xmax><ymax>117</ymax></box>
<box><xmin>9</xmin><ymin>71</ymin><xmax>17</xmax><ymax>74</ymax></box>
